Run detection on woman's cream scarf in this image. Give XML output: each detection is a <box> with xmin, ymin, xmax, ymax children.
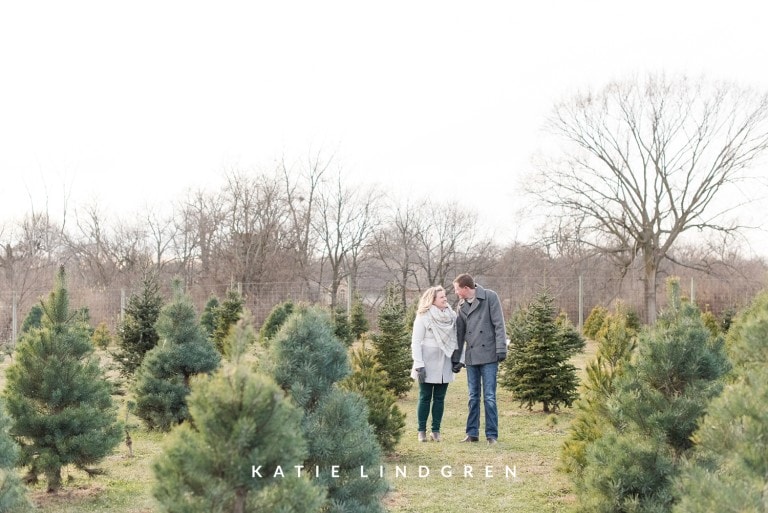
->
<box><xmin>426</xmin><ymin>305</ymin><xmax>458</xmax><ymax>357</ymax></box>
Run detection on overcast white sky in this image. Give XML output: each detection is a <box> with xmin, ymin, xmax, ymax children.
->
<box><xmin>2</xmin><ymin>1</ymin><xmax>768</xmax><ymax>250</ymax></box>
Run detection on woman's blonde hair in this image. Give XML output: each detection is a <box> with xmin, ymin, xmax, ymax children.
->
<box><xmin>417</xmin><ymin>286</ymin><xmax>445</xmax><ymax>314</ymax></box>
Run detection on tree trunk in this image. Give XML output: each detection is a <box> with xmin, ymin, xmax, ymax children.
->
<box><xmin>643</xmin><ymin>253</ymin><xmax>658</xmax><ymax>325</ymax></box>
<box><xmin>233</xmin><ymin>488</ymin><xmax>247</xmax><ymax>513</ymax></box>
<box><xmin>45</xmin><ymin>466</ymin><xmax>62</xmax><ymax>493</ymax></box>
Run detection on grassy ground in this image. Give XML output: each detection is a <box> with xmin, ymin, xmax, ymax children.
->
<box><xmin>0</xmin><ymin>340</ymin><xmax>597</xmax><ymax>513</ymax></box>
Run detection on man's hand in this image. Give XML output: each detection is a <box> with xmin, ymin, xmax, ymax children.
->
<box><xmin>497</xmin><ymin>353</ymin><xmax>507</xmax><ymax>363</ymax></box>
<box><xmin>452</xmin><ymin>362</ymin><xmax>464</xmax><ymax>373</ymax></box>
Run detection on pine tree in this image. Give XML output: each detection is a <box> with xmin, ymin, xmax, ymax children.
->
<box><xmin>561</xmin><ymin>301</ymin><xmax>638</xmax><ymax>477</ymax></box>
<box><xmin>133</xmin><ymin>281</ymin><xmax>221</xmax><ymax>431</ymax></box>
<box><xmin>210</xmin><ymin>289</ymin><xmax>244</xmax><ymax>355</ymax></box>
<box><xmin>19</xmin><ymin>304</ymin><xmax>43</xmax><ymax>334</ymax></box>
<box><xmin>700</xmin><ymin>309</ymin><xmax>720</xmax><ymax>337</ymax></box>
<box><xmin>500</xmin><ymin>289</ymin><xmax>585</xmax><ymax>412</ymax></box>
<box><xmin>271</xmin><ymin>306</ymin><xmax>387</xmax><ymax>513</ymax></box>
<box><xmin>582</xmin><ymin>305</ymin><xmax>608</xmax><ymax>339</ymax></box>
<box><xmin>257</xmin><ymin>300</ymin><xmax>295</xmax><ymax>346</ymax></box>
<box><xmin>0</xmin><ymin>400</ymin><xmax>27</xmax><ymax>512</ymax></box>
<box><xmin>349</xmin><ymin>293</ymin><xmax>369</xmax><ymax>341</ymax></box>
<box><xmin>4</xmin><ymin>266</ymin><xmax>123</xmax><ymax>492</ymax></box>
<box><xmin>341</xmin><ymin>337</ymin><xmax>406</xmax><ymax>454</ymax></box>
<box><xmin>153</xmin><ymin>320</ymin><xmax>324</xmax><ymax>513</ymax></box>
<box><xmin>333</xmin><ymin>304</ymin><xmax>353</xmax><ymax>347</ymax></box>
<box><xmin>91</xmin><ymin>321</ymin><xmax>112</xmax><ymax>350</ymax></box>
<box><xmin>199</xmin><ymin>296</ymin><xmax>220</xmax><ymax>338</ymax></box>
<box><xmin>113</xmin><ymin>270</ymin><xmax>163</xmax><ymax>377</ymax></box>
<box><xmin>371</xmin><ymin>284</ymin><xmax>412</xmax><ymax>398</ymax></box>
<box><xmin>577</xmin><ymin>277</ymin><xmax>730</xmax><ymax>512</ymax></box>
<box><xmin>674</xmin><ymin>291</ymin><xmax>768</xmax><ymax>512</ymax></box>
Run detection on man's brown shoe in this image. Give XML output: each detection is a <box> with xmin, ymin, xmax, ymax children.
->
<box><xmin>461</xmin><ymin>435</ymin><xmax>479</xmax><ymax>443</ymax></box>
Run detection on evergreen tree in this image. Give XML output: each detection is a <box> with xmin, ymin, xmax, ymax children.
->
<box><xmin>113</xmin><ymin>270</ymin><xmax>163</xmax><ymax>377</ymax></box>
<box><xmin>153</xmin><ymin>341</ymin><xmax>324</xmax><ymax>513</ymax></box>
<box><xmin>199</xmin><ymin>296</ymin><xmax>220</xmax><ymax>338</ymax></box>
<box><xmin>223</xmin><ymin>312</ymin><xmax>259</xmax><ymax>366</ymax></box>
<box><xmin>349</xmin><ymin>293</ymin><xmax>369</xmax><ymax>341</ymax></box>
<box><xmin>577</xmin><ymin>278</ymin><xmax>730</xmax><ymax>512</ymax></box>
<box><xmin>19</xmin><ymin>304</ymin><xmax>43</xmax><ymax>334</ymax></box>
<box><xmin>341</xmin><ymin>337</ymin><xmax>406</xmax><ymax>454</ymax></box>
<box><xmin>700</xmin><ymin>308</ymin><xmax>720</xmax><ymax>337</ymax></box>
<box><xmin>4</xmin><ymin>266</ymin><xmax>123</xmax><ymax>492</ymax></box>
<box><xmin>582</xmin><ymin>305</ymin><xmax>608</xmax><ymax>339</ymax></box>
<box><xmin>271</xmin><ymin>306</ymin><xmax>387</xmax><ymax>513</ymax></box>
<box><xmin>500</xmin><ymin>289</ymin><xmax>585</xmax><ymax>412</ymax></box>
<box><xmin>333</xmin><ymin>304</ymin><xmax>353</xmax><ymax>347</ymax></box>
<box><xmin>133</xmin><ymin>281</ymin><xmax>220</xmax><ymax>431</ymax></box>
<box><xmin>0</xmin><ymin>400</ymin><xmax>27</xmax><ymax>512</ymax></box>
<box><xmin>371</xmin><ymin>284</ymin><xmax>412</xmax><ymax>398</ymax></box>
<box><xmin>91</xmin><ymin>321</ymin><xmax>112</xmax><ymax>350</ymax></box>
<box><xmin>674</xmin><ymin>291</ymin><xmax>768</xmax><ymax>512</ymax></box>
<box><xmin>74</xmin><ymin>306</ymin><xmax>94</xmax><ymax>337</ymax></box>
<box><xmin>210</xmin><ymin>289</ymin><xmax>245</xmax><ymax>355</ymax></box>
<box><xmin>257</xmin><ymin>300</ymin><xmax>294</xmax><ymax>346</ymax></box>
<box><xmin>561</xmin><ymin>301</ymin><xmax>638</xmax><ymax>477</ymax></box>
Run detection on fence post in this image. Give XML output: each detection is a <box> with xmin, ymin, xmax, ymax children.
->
<box><xmin>690</xmin><ymin>277</ymin><xmax>696</xmax><ymax>304</ymax></box>
<box><xmin>12</xmin><ymin>291</ymin><xmax>17</xmax><ymax>344</ymax></box>
<box><xmin>120</xmin><ymin>288</ymin><xmax>126</xmax><ymax>323</ymax></box>
<box><xmin>578</xmin><ymin>274</ymin><xmax>584</xmax><ymax>332</ymax></box>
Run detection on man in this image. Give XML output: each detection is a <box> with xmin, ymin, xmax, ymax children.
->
<box><xmin>452</xmin><ymin>273</ymin><xmax>507</xmax><ymax>444</ymax></box>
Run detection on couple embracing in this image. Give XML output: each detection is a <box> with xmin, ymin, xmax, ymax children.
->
<box><xmin>410</xmin><ymin>273</ymin><xmax>507</xmax><ymax>445</ymax></box>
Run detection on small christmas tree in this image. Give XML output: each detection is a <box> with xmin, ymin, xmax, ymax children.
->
<box><xmin>371</xmin><ymin>284</ymin><xmax>412</xmax><ymax>398</ymax></box>
<box><xmin>577</xmin><ymin>277</ymin><xmax>730</xmax><ymax>512</ymax></box>
<box><xmin>257</xmin><ymin>300</ymin><xmax>294</xmax><ymax>346</ymax></box>
<box><xmin>153</xmin><ymin>330</ymin><xmax>324</xmax><ymax>513</ymax></box>
<box><xmin>113</xmin><ymin>270</ymin><xmax>163</xmax><ymax>377</ymax></box>
<box><xmin>0</xmin><ymin>400</ymin><xmax>27</xmax><ymax>512</ymax></box>
<box><xmin>561</xmin><ymin>301</ymin><xmax>638</xmax><ymax>477</ymax></box>
<box><xmin>333</xmin><ymin>304</ymin><xmax>353</xmax><ymax>347</ymax></box>
<box><xmin>4</xmin><ymin>266</ymin><xmax>123</xmax><ymax>492</ymax></box>
<box><xmin>674</xmin><ymin>291</ymin><xmax>768</xmax><ymax>512</ymax></box>
<box><xmin>349</xmin><ymin>293</ymin><xmax>369</xmax><ymax>341</ymax></box>
<box><xmin>500</xmin><ymin>288</ymin><xmax>585</xmax><ymax>412</ymax></box>
<box><xmin>582</xmin><ymin>305</ymin><xmax>608</xmax><ymax>339</ymax></box>
<box><xmin>19</xmin><ymin>304</ymin><xmax>43</xmax><ymax>334</ymax></box>
<box><xmin>210</xmin><ymin>289</ymin><xmax>244</xmax><ymax>355</ymax></box>
<box><xmin>271</xmin><ymin>306</ymin><xmax>387</xmax><ymax>513</ymax></box>
<box><xmin>199</xmin><ymin>296</ymin><xmax>220</xmax><ymax>338</ymax></box>
<box><xmin>132</xmin><ymin>281</ymin><xmax>220</xmax><ymax>431</ymax></box>
<box><xmin>341</xmin><ymin>337</ymin><xmax>406</xmax><ymax>454</ymax></box>
<box><xmin>91</xmin><ymin>321</ymin><xmax>112</xmax><ymax>350</ymax></box>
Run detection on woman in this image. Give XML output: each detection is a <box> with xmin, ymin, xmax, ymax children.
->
<box><xmin>411</xmin><ymin>286</ymin><xmax>459</xmax><ymax>442</ymax></box>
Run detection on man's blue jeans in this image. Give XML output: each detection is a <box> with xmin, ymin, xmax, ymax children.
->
<box><xmin>465</xmin><ymin>362</ymin><xmax>498</xmax><ymax>439</ymax></box>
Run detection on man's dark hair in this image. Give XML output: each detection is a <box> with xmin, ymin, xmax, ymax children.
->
<box><xmin>453</xmin><ymin>273</ymin><xmax>475</xmax><ymax>289</ymax></box>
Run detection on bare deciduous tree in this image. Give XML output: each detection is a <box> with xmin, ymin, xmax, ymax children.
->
<box><xmin>0</xmin><ymin>211</ymin><xmax>63</xmax><ymax>313</ymax></box>
<box><xmin>314</xmin><ymin>172</ymin><xmax>381</xmax><ymax>310</ymax></box>
<box><xmin>373</xmin><ymin>200</ymin><xmax>424</xmax><ymax>305</ymax></box>
<box><xmin>414</xmin><ymin>202</ymin><xmax>494</xmax><ymax>289</ymax></box>
<box><xmin>281</xmin><ymin>151</ymin><xmax>330</xmax><ymax>294</ymax></box>
<box><xmin>531</xmin><ymin>74</ymin><xmax>768</xmax><ymax>323</ymax></box>
<box><xmin>146</xmin><ymin>207</ymin><xmax>178</xmax><ymax>272</ymax></box>
<box><xmin>65</xmin><ymin>202</ymin><xmax>120</xmax><ymax>287</ymax></box>
<box><xmin>173</xmin><ymin>189</ymin><xmax>225</xmax><ymax>288</ymax></box>
<box><xmin>220</xmin><ymin>170</ymin><xmax>288</xmax><ymax>297</ymax></box>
